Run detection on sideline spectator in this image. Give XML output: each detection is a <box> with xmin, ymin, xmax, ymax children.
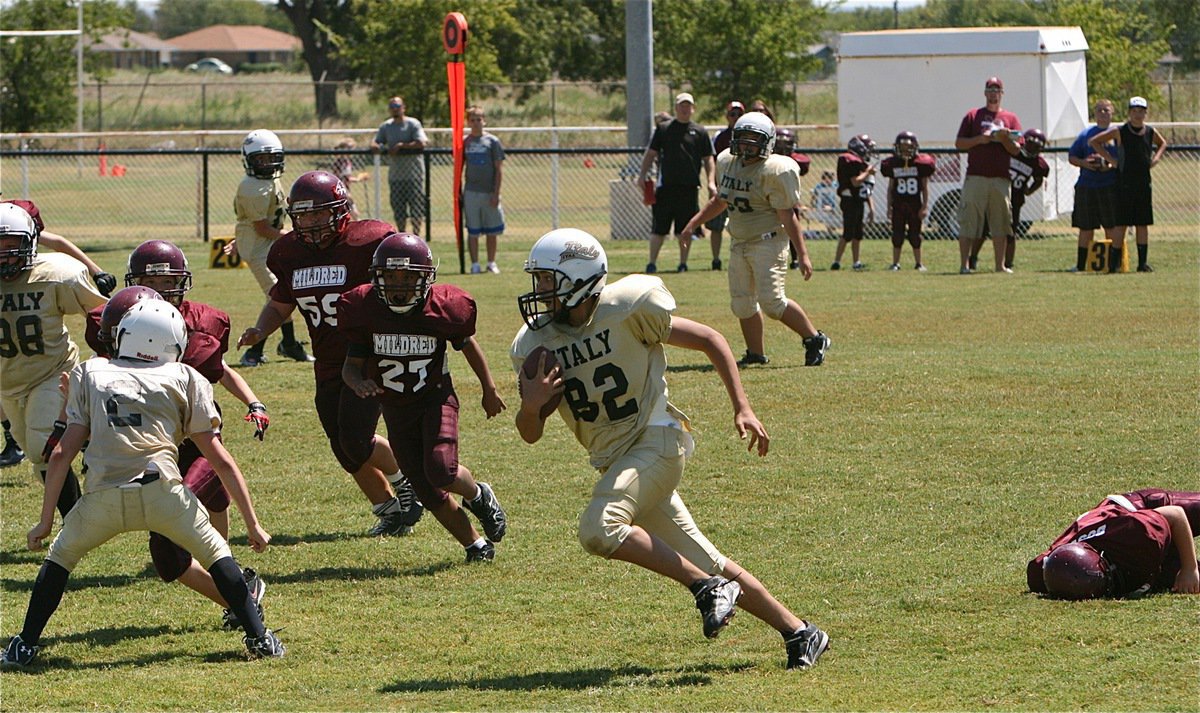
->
<box><xmin>637</xmin><ymin>93</ymin><xmax>716</xmax><ymax>274</ymax></box>
<box><xmin>954</xmin><ymin>77</ymin><xmax>1021</xmax><ymax>274</ymax></box>
<box><xmin>371</xmin><ymin>96</ymin><xmax>428</xmax><ymax>235</ymax></box>
<box><xmin>1066</xmin><ymin>99</ymin><xmax>1120</xmax><ymax>272</ymax></box>
<box><xmin>1088</xmin><ymin>96</ymin><xmax>1168</xmax><ymax>273</ymax></box>
<box><xmin>463</xmin><ymin>105</ymin><xmax>506</xmax><ymax>275</ymax></box>
<box><xmin>810</xmin><ymin>171</ymin><xmax>841</xmax><ymax>236</ymax></box>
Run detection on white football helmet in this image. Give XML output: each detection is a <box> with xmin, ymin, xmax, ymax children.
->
<box><xmin>242</xmin><ymin>129</ymin><xmax>285</xmax><ymax>179</ymax></box>
<box><xmin>115</xmin><ymin>300</ymin><xmax>189</xmax><ymax>364</ymax></box>
<box><xmin>519</xmin><ymin>228</ymin><xmax>608</xmax><ymax>331</ymax></box>
<box><xmin>0</xmin><ymin>202</ymin><xmax>38</xmax><ymax>279</ymax></box>
<box><xmin>730</xmin><ymin>111</ymin><xmax>776</xmax><ymax>158</ymax></box>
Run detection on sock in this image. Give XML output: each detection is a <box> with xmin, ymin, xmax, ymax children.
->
<box><xmin>1108</xmin><ymin>246</ymin><xmax>1122</xmax><ymax>273</ymax></box>
<box><xmin>781</xmin><ymin>622</ymin><xmax>809</xmax><ymax>640</ymax></box>
<box><xmin>688</xmin><ymin>577</ymin><xmax>717</xmax><ymax>597</ymax></box>
<box><xmin>210</xmin><ymin>557</ymin><xmax>265</xmax><ymax>639</ymax></box>
<box><xmin>386</xmin><ymin>471</ymin><xmax>408</xmax><ymax>488</ymax></box>
<box><xmin>280</xmin><ymin>321</ymin><xmax>296</xmax><ymax>344</ymax></box>
<box><xmin>468</xmin><ymin>483</ymin><xmax>482</xmax><ymax>502</ymax></box>
<box><xmin>1076</xmin><ymin>246</ymin><xmax>1088</xmax><ymax>271</ymax></box>
<box><xmin>1137</xmin><ymin>243</ymin><xmax>1148</xmax><ymax>267</ymax></box>
<box><xmin>246</xmin><ymin>340</ymin><xmax>265</xmax><ymax>358</ymax></box>
<box><xmin>39</xmin><ymin>467</ymin><xmax>81</xmax><ymax>518</ymax></box>
<box><xmin>22</xmin><ymin>561</ymin><xmax>70</xmax><ymax>646</ymax></box>
<box><xmin>2</xmin><ymin>418</ymin><xmax>11</xmax><ymax>436</ymax></box>
<box><xmin>372</xmin><ymin>497</ymin><xmax>401</xmax><ymax>516</ymax></box>
<box><xmin>466</xmin><ymin>537</ymin><xmax>487</xmax><ymax>551</ymax></box>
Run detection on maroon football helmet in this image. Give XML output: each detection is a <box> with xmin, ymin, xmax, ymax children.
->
<box><xmin>99</xmin><ymin>286</ymin><xmax>163</xmax><ymax>350</ymax></box>
<box><xmin>894</xmin><ymin>131</ymin><xmax>919</xmax><ymax>161</ymax></box>
<box><xmin>848</xmin><ymin>134</ymin><xmax>876</xmax><ymax>161</ymax></box>
<box><xmin>1042</xmin><ymin>542</ymin><xmax>1111</xmax><ymax>599</ymax></box>
<box><xmin>2</xmin><ymin>199</ymin><xmax>45</xmax><ymax>235</ymax></box>
<box><xmin>287</xmin><ymin>171</ymin><xmax>352</xmax><ymax>249</ymax></box>
<box><xmin>370</xmin><ymin>232</ymin><xmax>436</xmax><ymax>314</ymax></box>
<box><xmin>125</xmin><ymin>240</ymin><xmax>192</xmax><ymax>306</ymax></box>
<box><xmin>773</xmin><ymin>128</ymin><xmax>796</xmax><ymax>156</ymax></box>
<box><xmin>1021</xmin><ymin>129</ymin><xmax>1047</xmax><ymax>158</ymax></box>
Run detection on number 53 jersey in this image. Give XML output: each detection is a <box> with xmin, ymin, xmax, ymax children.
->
<box><xmin>510</xmin><ymin>275</ymin><xmax>689</xmax><ymax>471</ymax></box>
<box><xmin>715</xmin><ymin>149</ymin><xmax>802</xmax><ymax>244</ymax></box>
<box><xmin>1</xmin><ymin>253</ymin><xmax>107</xmax><ymax>398</ymax></box>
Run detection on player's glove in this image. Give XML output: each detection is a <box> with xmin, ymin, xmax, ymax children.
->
<box><xmin>42</xmin><ymin>420</ymin><xmax>67</xmax><ymax>462</ymax></box>
<box><xmin>245</xmin><ymin>402</ymin><xmax>269</xmax><ymax>441</ymax></box>
<box><xmin>93</xmin><ymin>272</ymin><xmax>117</xmax><ymax>297</ymax></box>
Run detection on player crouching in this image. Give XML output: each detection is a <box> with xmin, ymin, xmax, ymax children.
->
<box><xmin>2</xmin><ymin>301</ymin><xmax>282</xmax><ymax>668</ymax></box>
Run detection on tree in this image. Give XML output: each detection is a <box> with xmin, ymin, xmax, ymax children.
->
<box><xmin>1046</xmin><ymin>0</ymin><xmax>1169</xmax><ymax>107</ymax></box>
<box><xmin>0</xmin><ymin>0</ymin><xmax>130</xmax><ymax>133</ymax></box>
<box><xmin>154</xmin><ymin>0</ymin><xmax>292</xmax><ymax>39</ymax></box>
<box><xmin>653</xmin><ymin>0</ymin><xmax>825</xmax><ymax>122</ymax></box>
<box><xmin>276</xmin><ymin>0</ymin><xmax>357</xmax><ymax>120</ymax></box>
<box><xmin>1143</xmin><ymin>0</ymin><xmax>1199</xmax><ymax>72</ymax></box>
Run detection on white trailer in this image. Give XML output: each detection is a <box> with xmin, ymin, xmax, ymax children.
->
<box><xmin>837</xmin><ymin>27</ymin><xmax>1090</xmax><ymax>233</ymax></box>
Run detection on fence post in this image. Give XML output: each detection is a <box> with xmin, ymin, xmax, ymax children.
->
<box><xmin>551</xmin><ymin>128</ymin><xmax>560</xmax><ymax>229</ymax></box>
<box><xmin>373</xmin><ymin>153</ymin><xmax>383</xmax><ymax>222</ymax></box>
<box><xmin>20</xmin><ymin>139</ymin><xmax>30</xmax><ymax>197</ymax></box>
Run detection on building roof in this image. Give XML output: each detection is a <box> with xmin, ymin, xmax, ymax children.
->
<box><xmin>166</xmin><ymin>24</ymin><xmax>300</xmax><ymax>52</ymax></box>
<box><xmin>91</xmin><ymin>28</ymin><xmax>176</xmax><ymax>52</ymax></box>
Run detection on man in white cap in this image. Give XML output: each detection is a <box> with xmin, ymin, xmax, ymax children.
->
<box><xmin>637</xmin><ymin>92</ymin><xmax>716</xmax><ymax>274</ymax></box>
<box><xmin>1087</xmin><ymin>96</ymin><xmax>1168</xmax><ymax>272</ymax></box>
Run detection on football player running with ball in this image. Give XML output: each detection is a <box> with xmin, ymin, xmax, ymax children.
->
<box><xmin>1</xmin><ymin>301</ymin><xmax>282</xmax><ymax>668</ymax></box>
<box><xmin>85</xmin><ymin>242</ymin><xmax>272</xmax><ymax>629</ymax></box>
<box><xmin>880</xmin><ymin>131</ymin><xmax>936</xmax><ymax>271</ymax></box>
<box><xmin>0</xmin><ymin>202</ymin><xmax>106</xmax><ymax>519</ymax></box>
<box><xmin>681</xmin><ymin>112</ymin><xmax>830</xmax><ymax>369</ymax></box>
<box><xmin>338</xmin><ymin>233</ymin><xmax>509</xmax><ymax>563</ymax></box>
<box><xmin>511</xmin><ymin>228</ymin><xmax>830</xmax><ymax>671</ymax></box>
<box><xmin>237</xmin><ymin>171</ymin><xmax>423</xmax><ymax>538</ymax></box>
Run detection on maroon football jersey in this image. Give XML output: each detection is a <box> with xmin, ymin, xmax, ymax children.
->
<box><xmin>1008</xmin><ymin>153</ymin><xmax>1050</xmax><ymax>209</ymax></box>
<box><xmin>84</xmin><ymin>299</ymin><xmax>229</xmax><ymax>383</ymax></box>
<box><xmin>336</xmin><ymin>282</ymin><xmax>476</xmax><ymax>407</ymax></box>
<box><xmin>268</xmin><ymin>219</ymin><xmax>394</xmax><ymax>382</ymax></box>
<box><xmin>958</xmin><ymin>106</ymin><xmax>1022</xmax><ymax>178</ymax></box>
<box><xmin>1027</xmin><ymin>499</ymin><xmax>1172</xmax><ymax>597</ymax></box>
<box><xmin>881</xmin><ymin>154</ymin><xmax>936</xmax><ymax>207</ymax></box>
<box><xmin>789</xmin><ymin>152</ymin><xmax>811</xmax><ymax>177</ymax></box>
<box><xmin>836</xmin><ymin>153</ymin><xmax>873</xmax><ymax>201</ymax></box>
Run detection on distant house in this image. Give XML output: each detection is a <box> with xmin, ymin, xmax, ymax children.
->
<box><xmin>166</xmin><ymin>24</ymin><xmax>300</xmax><ymax>69</ymax></box>
<box><xmin>90</xmin><ymin>29</ymin><xmax>176</xmax><ymax>70</ymax></box>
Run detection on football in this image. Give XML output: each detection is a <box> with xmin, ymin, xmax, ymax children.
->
<box><xmin>520</xmin><ymin>345</ymin><xmax>563</xmax><ymax>419</ymax></box>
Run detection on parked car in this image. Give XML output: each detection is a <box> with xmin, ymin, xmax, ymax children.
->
<box><xmin>185</xmin><ymin>58</ymin><xmax>233</xmax><ymax>75</ymax></box>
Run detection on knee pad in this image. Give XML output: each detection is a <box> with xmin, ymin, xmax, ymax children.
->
<box><xmin>577</xmin><ymin>499</ymin><xmax>632</xmax><ymax>558</ymax></box>
<box><xmin>730</xmin><ymin>296</ymin><xmax>759</xmax><ymax>321</ymax></box>
<box><xmin>149</xmin><ymin>531</ymin><xmax>193</xmax><ymax>582</ymax></box>
<box><xmin>760</xmin><ymin>295</ymin><xmax>788</xmax><ymax>321</ymax></box>
<box><xmin>332</xmin><ymin>433</ymin><xmax>373</xmax><ymax>474</ymax></box>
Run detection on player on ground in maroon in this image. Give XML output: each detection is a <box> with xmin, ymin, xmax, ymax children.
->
<box><xmin>880</xmin><ymin>131</ymin><xmax>936</xmax><ymax>271</ymax></box>
<box><xmin>338</xmin><ymin>233</ymin><xmax>509</xmax><ymax>562</ymax></box>
<box><xmin>1028</xmin><ymin>489</ymin><xmax>1199</xmax><ymax>599</ymax></box>
<box><xmin>237</xmin><ymin>171</ymin><xmax>422</xmax><ymax>537</ymax></box>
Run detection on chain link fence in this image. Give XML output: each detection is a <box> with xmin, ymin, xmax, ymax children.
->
<box><xmin>2</xmin><ymin>128</ymin><xmax>1197</xmax><ymax>269</ymax></box>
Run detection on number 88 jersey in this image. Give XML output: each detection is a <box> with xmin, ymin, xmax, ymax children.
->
<box><xmin>510</xmin><ymin>275</ymin><xmax>689</xmax><ymax>471</ymax></box>
<box><xmin>715</xmin><ymin>150</ymin><xmax>803</xmax><ymax>244</ymax></box>
<box><xmin>880</xmin><ymin>154</ymin><xmax>936</xmax><ymax>206</ymax></box>
<box><xmin>1</xmin><ymin>253</ymin><xmax>106</xmax><ymax>398</ymax></box>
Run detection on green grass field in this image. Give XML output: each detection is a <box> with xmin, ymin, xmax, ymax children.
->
<box><xmin>2</xmin><ymin>234</ymin><xmax>1198</xmax><ymax>710</ymax></box>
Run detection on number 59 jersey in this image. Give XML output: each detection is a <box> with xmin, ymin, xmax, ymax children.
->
<box><xmin>1</xmin><ymin>253</ymin><xmax>107</xmax><ymax>398</ymax></box>
<box><xmin>715</xmin><ymin>150</ymin><xmax>803</xmax><ymax>244</ymax></box>
<box><xmin>510</xmin><ymin>275</ymin><xmax>689</xmax><ymax>471</ymax></box>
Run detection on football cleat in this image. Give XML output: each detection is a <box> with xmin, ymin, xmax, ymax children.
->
<box><xmin>785</xmin><ymin>622</ymin><xmax>830</xmax><ymax>670</ymax></box>
<box><xmin>239</xmin><ymin>350</ymin><xmax>267</xmax><ymax>367</ymax></box>
<box><xmin>888</xmin><ymin>263</ymin><xmax>901</xmax><ymax>271</ymax></box>
<box><xmin>829</xmin><ymin>261</ymin><xmax>841</xmax><ymax>271</ymax></box>
<box><xmin>1</xmin><ymin>635</ymin><xmax>37</xmax><ymax>668</ymax></box>
<box><xmin>693</xmin><ymin>577</ymin><xmax>742</xmax><ymax>639</ymax></box>
<box><xmin>368</xmin><ymin>510</ymin><xmax>414</xmax><ymax>537</ymax></box>
<box><xmin>0</xmin><ymin>434</ymin><xmax>25</xmax><ymax>468</ymax></box>
<box><xmin>244</xmin><ymin>629</ymin><xmax>285</xmax><ymax>659</ymax></box>
<box><xmin>736</xmin><ymin>351</ymin><xmax>770</xmax><ymax>368</ymax></box>
<box><xmin>276</xmin><ymin>340</ymin><xmax>314</xmax><ymax>363</ymax></box>
<box><xmin>222</xmin><ymin>567</ymin><xmax>267</xmax><ymax>631</ymax></box>
<box><xmin>803</xmin><ymin>331</ymin><xmax>831</xmax><ymax>367</ymax></box>
<box><xmin>392</xmin><ymin>478</ymin><xmax>425</xmax><ymax>527</ymax></box>
<box><xmin>465</xmin><ymin>540</ymin><xmax>496</xmax><ymax>563</ymax></box>
<box><xmin>464</xmin><ymin>482</ymin><xmax>507</xmax><ymax>543</ymax></box>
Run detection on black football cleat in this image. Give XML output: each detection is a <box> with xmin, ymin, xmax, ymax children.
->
<box><xmin>693</xmin><ymin>577</ymin><xmax>741</xmax><ymax>639</ymax></box>
<box><xmin>785</xmin><ymin>622</ymin><xmax>830</xmax><ymax>670</ymax></box>
<box><xmin>464</xmin><ymin>482</ymin><xmax>507</xmax><ymax>542</ymax></box>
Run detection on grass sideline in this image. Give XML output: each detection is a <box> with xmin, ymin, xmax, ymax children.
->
<box><xmin>2</xmin><ymin>234</ymin><xmax>1198</xmax><ymax>710</ymax></box>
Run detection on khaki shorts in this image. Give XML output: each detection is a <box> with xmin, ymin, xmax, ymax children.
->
<box><xmin>237</xmin><ymin>233</ymin><xmax>279</xmax><ymax>295</ymax></box>
<box><xmin>579</xmin><ymin>426</ymin><xmax>725</xmax><ymax>574</ymax></box>
<box><xmin>727</xmin><ymin>234</ymin><xmax>790</xmax><ymax>320</ymax></box>
<box><xmin>464</xmin><ymin>190</ymin><xmax>505</xmax><ymax>236</ymax></box>
<box><xmin>1</xmin><ymin>371</ymin><xmax>71</xmax><ymax>473</ymax></box>
<box><xmin>47</xmin><ymin>476</ymin><xmax>231</xmax><ymax>573</ymax></box>
<box><xmin>959</xmin><ymin>175</ymin><xmax>1012</xmax><ymax>239</ymax></box>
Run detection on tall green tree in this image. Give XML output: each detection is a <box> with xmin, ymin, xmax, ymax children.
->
<box><xmin>154</xmin><ymin>0</ymin><xmax>292</xmax><ymax>39</ymax></box>
<box><xmin>276</xmin><ymin>0</ymin><xmax>358</xmax><ymax>120</ymax></box>
<box><xmin>1045</xmin><ymin>0</ymin><xmax>1169</xmax><ymax>107</ymax></box>
<box><xmin>653</xmin><ymin>0</ymin><xmax>825</xmax><ymax>122</ymax></box>
<box><xmin>0</xmin><ymin>0</ymin><xmax>129</xmax><ymax>133</ymax></box>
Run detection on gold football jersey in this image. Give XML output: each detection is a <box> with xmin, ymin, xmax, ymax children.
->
<box><xmin>511</xmin><ymin>275</ymin><xmax>689</xmax><ymax>470</ymax></box>
<box><xmin>66</xmin><ymin>358</ymin><xmax>221</xmax><ymax>492</ymax></box>
<box><xmin>715</xmin><ymin>150</ymin><xmax>802</xmax><ymax>242</ymax></box>
<box><xmin>1</xmin><ymin>253</ymin><xmax>106</xmax><ymax>398</ymax></box>
<box><xmin>234</xmin><ymin>175</ymin><xmax>286</xmax><ymax>241</ymax></box>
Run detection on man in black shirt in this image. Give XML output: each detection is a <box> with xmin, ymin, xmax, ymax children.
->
<box><xmin>637</xmin><ymin>93</ymin><xmax>716</xmax><ymax>274</ymax></box>
<box><xmin>1088</xmin><ymin>96</ymin><xmax>1168</xmax><ymax>272</ymax></box>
